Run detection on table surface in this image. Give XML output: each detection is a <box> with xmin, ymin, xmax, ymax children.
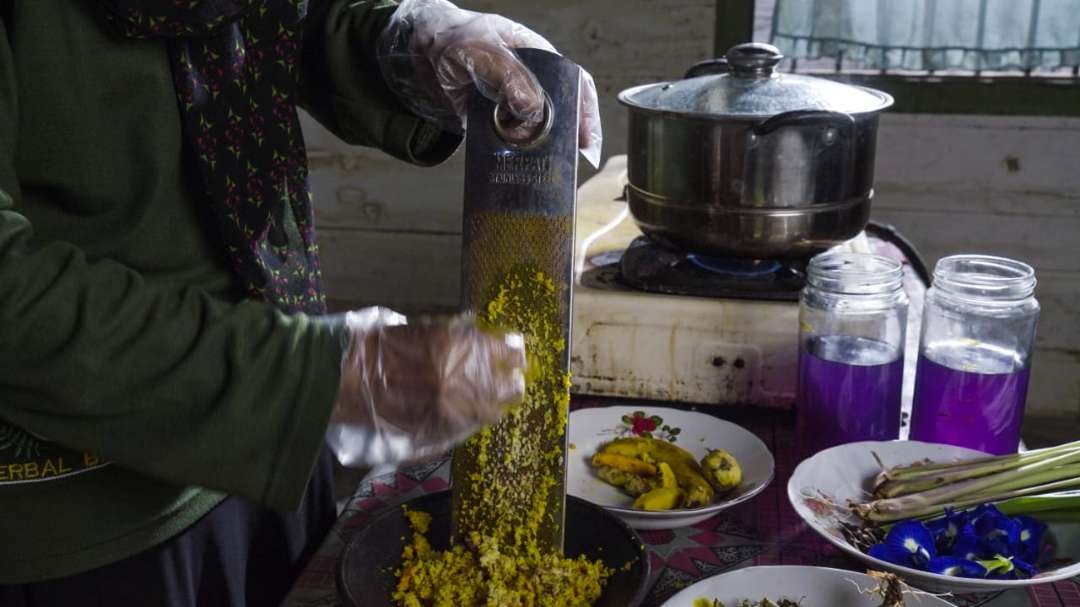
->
<box><xmin>283</xmin><ymin>400</ymin><xmax>1080</xmax><ymax>607</ymax></box>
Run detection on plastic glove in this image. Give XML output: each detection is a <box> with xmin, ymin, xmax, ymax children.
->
<box><xmin>377</xmin><ymin>0</ymin><xmax>603</xmax><ymax>167</ymax></box>
<box><xmin>325</xmin><ymin>307</ymin><xmax>526</xmax><ymax>467</ymax></box>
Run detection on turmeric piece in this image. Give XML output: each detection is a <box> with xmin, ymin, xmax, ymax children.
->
<box><xmin>596</xmin><ymin>438</ymin><xmax>715</xmax><ymax>508</ymax></box>
<box><xmin>591</xmin><ymin>452</ymin><xmax>658</xmax><ymax>476</ymax></box>
<box><xmin>632</xmin><ymin>462</ymin><xmax>683</xmax><ymax>511</ymax></box>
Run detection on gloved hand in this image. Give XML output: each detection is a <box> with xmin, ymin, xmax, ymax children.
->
<box><xmin>377</xmin><ymin>0</ymin><xmax>603</xmax><ymax>167</ymax></box>
<box><xmin>325</xmin><ymin>307</ymin><xmax>526</xmax><ymax>467</ymax></box>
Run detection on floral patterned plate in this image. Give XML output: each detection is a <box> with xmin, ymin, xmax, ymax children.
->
<box><xmin>661</xmin><ymin>565</ymin><xmax>956</xmax><ymax>606</ymax></box>
<box><xmin>567</xmin><ymin>406</ymin><xmax>774</xmax><ymax>530</ymax></box>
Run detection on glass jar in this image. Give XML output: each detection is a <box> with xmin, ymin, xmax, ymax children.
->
<box><xmin>909</xmin><ymin>255</ymin><xmax>1039</xmax><ymax>455</ymax></box>
<box><xmin>797</xmin><ymin>253</ymin><xmax>909</xmax><ymax>458</ymax></box>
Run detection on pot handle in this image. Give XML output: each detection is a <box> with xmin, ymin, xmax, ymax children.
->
<box><xmin>683</xmin><ymin>58</ymin><xmax>730</xmax><ymax>79</ymax></box>
<box><xmin>752</xmin><ymin>109</ymin><xmax>855</xmax><ymax>136</ymax></box>
<box><xmin>749</xmin><ymin>110</ymin><xmax>860</xmax><ymax>200</ymax></box>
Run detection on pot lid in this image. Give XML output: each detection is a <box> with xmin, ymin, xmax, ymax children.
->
<box><xmin>619</xmin><ymin>43</ymin><xmax>893</xmax><ymax>117</ymax></box>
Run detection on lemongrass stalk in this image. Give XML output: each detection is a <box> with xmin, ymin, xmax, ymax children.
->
<box><xmin>876</xmin><ymin>436</ymin><xmax>1080</xmax><ymax>475</ymax></box>
<box><xmin>874</xmin><ymin>441</ymin><xmax>1080</xmax><ymax>491</ymax></box>
<box><xmin>877</xmin><ymin>440</ymin><xmax>1080</xmax><ymax>481</ymax></box>
<box><xmin>876</xmin><ymin>459</ymin><xmax>1026</xmax><ymax>498</ymax></box>
<box><xmin>857</xmin><ymin>476</ymin><xmax>1080</xmax><ymax>523</ymax></box>
<box><xmin>865</xmin><ymin>448</ymin><xmax>1080</xmax><ymax>518</ymax></box>
<box><xmin>874</xmin><ymin>448</ymin><xmax>1080</xmax><ymax>498</ymax></box>
<box><xmin>858</xmin><ymin>454</ymin><xmax>1080</xmax><ymax>521</ymax></box>
<box><xmin>996</xmin><ymin>492</ymin><xmax>1080</xmax><ymax>517</ymax></box>
<box><xmin>894</xmin><ymin>465</ymin><xmax>1080</xmax><ymax>515</ymax></box>
<box><xmin>966</xmin><ymin>463</ymin><xmax>1080</xmax><ymax>499</ymax></box>
<box><xmin>877</xmin><ymin>453</ymin><xmax>1014</xmax><ymax>483</ymax></box>
<box><xmin>895</xmin><ymin>445</ymin><xmax>1080</xmax><ymax>484</ymax></box>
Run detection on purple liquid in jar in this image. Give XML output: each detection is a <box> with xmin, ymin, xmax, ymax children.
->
<box><xmin>797</xmin><ymin>335</ymin><xmax>904</xmax><ymax>458</ymax></box>
<box><xmin>910</xmin><ymin>342</ymin><xmax>1030</xmax><ymax>455</ymax></box>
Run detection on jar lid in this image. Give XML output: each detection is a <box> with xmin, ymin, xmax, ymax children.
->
<box><xmin>618</xmin><ymin>43</ymin><xmax>894</xmax><ymax>118</ymax></box>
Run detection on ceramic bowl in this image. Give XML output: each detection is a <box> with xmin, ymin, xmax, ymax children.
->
<box><xmin>567</xmin><ymin>405</ymin><xmax>774</xmax><ymax>530</ymax></box>
<box><xmin>661</xmin><ymin>565</ymin><xmax>957</xmax><ymax>606</ymax></box>
<box><xmin>787</xmin><ymin>440</ymin><xmax>1080</xmax><ymax>593</ymax></box>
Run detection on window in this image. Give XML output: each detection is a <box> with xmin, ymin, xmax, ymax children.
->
<box><xmin>715</xmin><ymin>0</ymin><xmax>1080</xmax><ymax>116</ymax></box>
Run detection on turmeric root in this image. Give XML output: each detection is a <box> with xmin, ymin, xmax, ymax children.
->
<box><xmin>596</xmin><ymin>438</ymin><xmax>715</xmax><ymax>508</ymax></box>
<box><xmin>700</xmin><ymin>448</ymin><xmax>742</xmax><ymax>493</ymax></box>
<box><xmin>591</xmin><ymin>451</ymin><xmax>658</xmax><ymax>476</ymax></box>
<box><xmin>595</xmin><ymin>465</ymin><xmax>652</xmax><ymax>497</ymax></box>
<box><xmin>632</xmin><ymin>462</ymin><xmax>684</xmax><ymax>511</ymax></box>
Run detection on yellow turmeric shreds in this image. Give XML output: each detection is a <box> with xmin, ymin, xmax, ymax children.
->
<box><xmin>393</xmin><ymin>267</ymin><xmax>611</xmax><ymax>606</ymax></box>
<box><xmin>394</xmin><ymin>506</ymin><xmax>610</xmax><ymax>607</ymax></box>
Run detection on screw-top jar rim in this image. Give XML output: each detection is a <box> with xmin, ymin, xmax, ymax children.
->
<box><xmin>933</xmin><ymin>255</ymin><xmax>1036</xmax><ymax>302</ymax></box>
<box><xmin>807</xmin><ymin>252</ymin><xmax>905</xmax><ymax>295</ymax></box>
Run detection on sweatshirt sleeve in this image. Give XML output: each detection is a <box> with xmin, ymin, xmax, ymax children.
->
<box><xmin>298</xmin><ymin>0</ymin><xmax>462</xmax><ymax>166</ymax></box>
<box><xmin>0</xmin><ymin>20</ymin><xmax>344</xmax><ymax>512</ymax></box>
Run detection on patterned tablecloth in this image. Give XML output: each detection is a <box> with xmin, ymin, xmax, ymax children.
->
<box><xmin>283</xmin><ymin>401</ymin><xmax>1080</xmax><ymax>607</ymax></box>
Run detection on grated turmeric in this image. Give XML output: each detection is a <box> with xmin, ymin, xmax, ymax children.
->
<box><xmin>392</xmin><ymin>266</ymin><xmax>611</xmax><ymax>606</ymax></box>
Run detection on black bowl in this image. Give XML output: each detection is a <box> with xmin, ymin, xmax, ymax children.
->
<box><xmin>337</xmin><ymin>491</ymin><xmax>650</xmax><ymax>606</ymax></box>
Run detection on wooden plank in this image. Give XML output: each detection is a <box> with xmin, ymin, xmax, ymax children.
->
<box><xmin>1028</xmin><ymin>271</ymin><xmax>1080</xmax><ymax>352</ymax></box>
<box><xmin>1026</xmin><ymin>347</ymin><xmax>1080</xmax><ymax>418</ymax></box>
<box><xmin>870</xmin><ymin>206</ymin><xmax>1080</xmax><ymax>273</ymax></box>
<box><xmin>1023</xmin><ymin>413</ymin><xmax>1080</xmax><ymax>447</ymax></box>
<box><xmin>307</xmin><ymin>147</ymin><xmax>465</xmax><ymax>233</ymax></box>
<box><xmin>872</xmin><ymin>211</ymin><xmax>1080</xmax><ymax>352</ymax></box>
<box><xmin>874</xmin><ymin>186</ymin><xmax>1080</xmax><ymax>219</ymax></box>
<box><xmin>457</xmin><ymin>0</ymin><xmax>716</xmax><ymax>79</ymax></box>
<box><xmin>875</xmin><ymin>115</ymin><xmax>1080</xmax><ymax>191</ymax></box>
<box><xmin>316</xmin><ymin>228</ymin><xmax>461</xmax><ymax>311</ymax></box>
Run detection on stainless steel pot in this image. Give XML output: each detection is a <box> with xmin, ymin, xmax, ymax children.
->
<box><xmin>618</xmin><ymin>43</ymin><xmax>894</xmax><ymax>260</ymax></box>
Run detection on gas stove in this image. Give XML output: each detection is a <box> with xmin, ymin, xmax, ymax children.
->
<box><xmin>588</xmin><ymin>236</ymin><xmax>808</xmax><ymax>301</ymax></box>
<box><xmin>569</xmin><ymin>156</ymin><xmax>921</xmax><ymax>411</ymax></box>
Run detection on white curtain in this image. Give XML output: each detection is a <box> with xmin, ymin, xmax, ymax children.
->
<box><xmin>771</xmin><ymin>0</ymin><xmax>1080</xmax><ymax>71</ymax></box>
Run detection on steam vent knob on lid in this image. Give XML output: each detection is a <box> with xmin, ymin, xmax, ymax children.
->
<box><xmin>726</xmin><ymin>43</ymin><xmax>783</xmax><ymax>76</ymax></box>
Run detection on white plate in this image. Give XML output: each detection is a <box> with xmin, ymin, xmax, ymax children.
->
<box><xmin>661</xmin><ymin>565</ymin><xmax>957</xmax><ymax>606</ymax></box>
<box><xmin>567</xmin><ymin>406</ymin><xmax>774</xmax><ymax>530</ymax></box>
<box><xmin>787</xmin><ymin>440</ymin><xmax>1080</xmax><ymax>593</ymax></box>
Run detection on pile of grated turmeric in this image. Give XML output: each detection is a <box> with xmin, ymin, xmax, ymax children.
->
<box><xmin>393</xmin><ymin>509</ymin><xmax>610</xmax><ymax>607</ymax></box>
<box><xmin>392</xmin><ymin>266</ymin><xmax>612</xmax><ymax>607</ymax></box>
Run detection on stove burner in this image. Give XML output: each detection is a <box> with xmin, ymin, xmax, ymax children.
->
<box><xmin>586</xmin><ymin>250</ymin><xmax>624</xmax><ymax>268</ymax></box>
<box><xmin>686</xmin><ymin>255</ymin><xmax>782</xmax><ymax>278</ymax></box>
<box><xmin>580</xmin><ymin>237</ymin><xmax>807</xmax><ymax>302</ymax></box>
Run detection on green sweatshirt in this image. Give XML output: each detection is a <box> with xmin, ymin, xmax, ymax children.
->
<box><xmin>0</xmin><ymin>0</ymin><xmax>457</xmax><ymax>583</ymax></box>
